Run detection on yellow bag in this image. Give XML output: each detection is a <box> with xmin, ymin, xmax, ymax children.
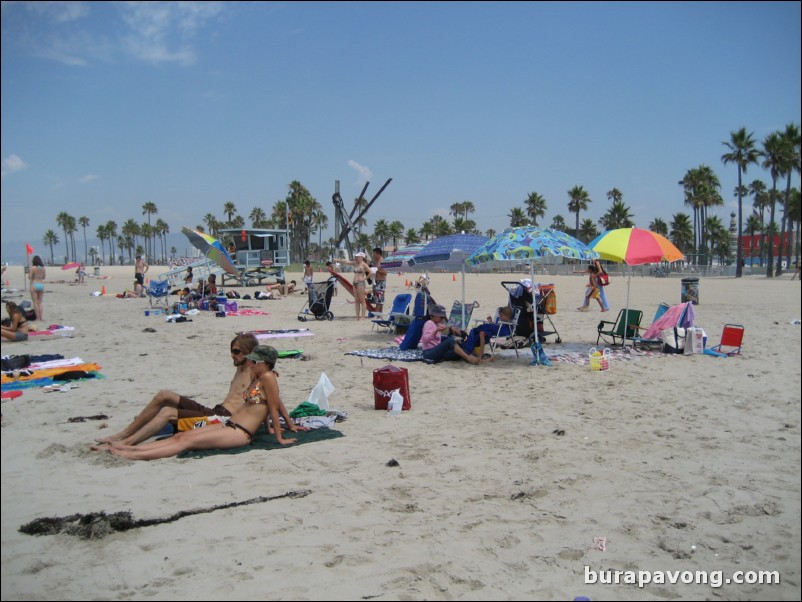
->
<box><xmin>176</xmin><ymin>416</ymin><xmax>224</xmax><ymax>431</ymax></box>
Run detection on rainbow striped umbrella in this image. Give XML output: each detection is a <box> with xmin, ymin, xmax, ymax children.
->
<box><xmin>181</xmin><ymin>227</ymin><xmax>238</xmax><ymax>276</ymax></box>
<box><xmin>589</xmin><ymin>228</ymin><xmax>684</xmax><ymax>265</ymax></box>
<box><xmin>589</xmin><ymin>228</ymin><xmax>685</xmax><ymax>349</ymax></box>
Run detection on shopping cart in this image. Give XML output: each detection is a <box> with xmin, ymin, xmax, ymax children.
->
<box><xmin>500</xmin><ymin>281</ymin><xmax>562</xmax><ymax>343</ymax></box>
<box><xmin>298</xmin><ymin>278</ymin><xmax>336</xmax><ymax>321</ymax></box>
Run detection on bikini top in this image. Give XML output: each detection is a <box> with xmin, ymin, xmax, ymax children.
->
<box><xmin>244</xmin><ymin>380</ymin><xmax>268</xmax><ymax>405</ymax></box>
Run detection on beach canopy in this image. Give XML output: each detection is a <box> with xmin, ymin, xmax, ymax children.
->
<box><xmin>466</xmin><ymin>226</ymin><xmax>598</xmax><ymax>265</ymax></box>
<box><xmin>181</xmin><ymin>227</ymin><xmax>238</xmax><ymax>276</ymax></box>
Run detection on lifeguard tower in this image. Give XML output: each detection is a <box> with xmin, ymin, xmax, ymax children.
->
<box><xmin>217</xmin><ymin>227</ymin><xmax>291</xmax><ymax>287</ymax></box>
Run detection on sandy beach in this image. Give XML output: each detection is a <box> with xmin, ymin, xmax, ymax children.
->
<box><xmin>1</xmin><ymin>264</ymin><xmax>800</xmax><ymax>601</ymax></box>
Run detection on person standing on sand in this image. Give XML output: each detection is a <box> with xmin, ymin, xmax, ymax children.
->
<box><xmin>371</xmin><ymin>247</ymin><xmax>388</xmax><ymax>314</ymax></box>
<box><xmin>29</xmin><ymin>255</ymin><xmax>46</xmax><ymax>322</ymax></box>
<box><xmin>134</xmin><ymin>255</ymin><xmax>149</xmax><ymax>297</ymax></box>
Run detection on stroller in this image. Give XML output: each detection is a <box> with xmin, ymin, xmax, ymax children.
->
<box><xmin>500</xmin><ymin>281</ymin><xmax>562</xmax><ymax>344</ymax></box>
<box><xmin>298</xmin><ymin>277</ymin><xmax>336</xmax><ymax>321</ymax></box>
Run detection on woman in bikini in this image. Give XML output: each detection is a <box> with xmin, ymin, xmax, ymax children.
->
<box><xmin>104</xmin><ymin>346</ymin><xmax>301</xmax><ymax>460</ymax></box>
<box><xmin>340</xmin><ymin>251</ymin><xmax>370</xmax><ymax>320</ymax></box>
<box><xmin>29</xmin><ymin>255</ymin><xmax>46</xmax><ymax>322</ymax></box>
<box><xmin>1</xmin><ymin>301</ymin><xmax>31</xmax><ymax>342</ymax></box>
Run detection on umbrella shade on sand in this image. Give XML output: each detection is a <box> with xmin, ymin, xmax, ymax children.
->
<box><xmin>181</xmin><ymin>227</ymin><xmax>238</xmax><ymax>276</ymax></box>
<box><xmin>588</xmin><ymin>227</ymin><xmax>685</xmax><ymax>348</ymax></box>
<box><xmin>408</xmin><ymin>234</ymin><xmax>489</xmax><ymax>328</ymax></box>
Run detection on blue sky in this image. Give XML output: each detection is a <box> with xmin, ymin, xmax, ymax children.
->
<box><xmin>2</xmin><ymin>1</ymin><xmax>800</xmax><ymax>263</ymax></box>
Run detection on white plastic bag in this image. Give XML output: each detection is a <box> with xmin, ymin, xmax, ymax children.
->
<box><xmin>308</xmin><ymin>372</ymin><xmax>335</xmax><ymax>411</ymax></box>
<box><xmin>387</xmin><ymin>389</ymin><xmax>403</xmax><ymax>415</ymax></box>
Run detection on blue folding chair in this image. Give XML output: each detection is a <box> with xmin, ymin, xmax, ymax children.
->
<box><xmin>147</xmin><ymin>279</ymin><xmax>171</xmax><ymax>311</ymax></box>
<box><xmin>371</xmin><ymin>293</ymin><xmax>412</xmax><ymax>333</ymax></box>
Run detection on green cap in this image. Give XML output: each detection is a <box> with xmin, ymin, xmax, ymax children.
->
<box><xmin>245</xmin><ymin>345</ymin><xmax>278</xmax><ymax>365</ymax></box>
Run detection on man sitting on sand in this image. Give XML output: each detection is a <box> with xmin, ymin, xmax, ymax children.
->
<box><xmin>94</xmin><ymin>334</ymin><xmax>259</xmax><ymax>446</ymax></box>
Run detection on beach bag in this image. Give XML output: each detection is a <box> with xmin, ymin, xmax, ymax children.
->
<box><xmin>597</xmin><ymin>272</ymin><xmax>610</xmax><ymax>287</ymax></box>
<box><xmin>683</xmin><ymin>327</ymin><xmax>706</xmax><ymax>355</ymax></box>
<box><xmin>373</xmin><ymin>365</ymin><xmax>411</xmax><ymax>410</ymax></box>
<box><xmin>661</xmin><ymin>327</ymin><xmax>686</xmax><ymax>354</ymax></box>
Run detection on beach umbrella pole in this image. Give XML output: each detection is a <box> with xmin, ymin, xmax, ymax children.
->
<box><xmin>623</xmin><ymin>267</ymin><xmax>632</xmax><ymax>351</ymax></box>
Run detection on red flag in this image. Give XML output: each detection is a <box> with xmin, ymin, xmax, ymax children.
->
<box><xmin>25</xmin><ymin>243</ymin><xmax>34</xmax><ymax>255</ymax></box>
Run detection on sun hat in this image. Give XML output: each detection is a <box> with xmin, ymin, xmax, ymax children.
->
<box><xmin>354</xmin><ymin>251</ymin><xmax>366</xmax><ymax>257</ymax></box>
<box><xmin>429</xmin><ymin>304</ymin><xmax>447</xmax><ymax>318</ymax></box>
<box><xmin>245</xmin><ymin>345</ymin><xmax>278</xmax><ymax>364</ymax></box>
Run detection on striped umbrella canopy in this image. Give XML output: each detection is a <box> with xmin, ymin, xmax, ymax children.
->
<box><xmin>588</xmin><ymin>228</ymin><xmax>684</xmax><ymax>265</ymax></box>
<box><xmin>381</xmin><ymin>243</ymin><xmax>427</xmax><ymax>269</ymax></box>
<box><xmin>181</xmin><ymin>227</ymin><xmax>238</xmax><ymax>276</ymax></box>
<box><xmin>467</xmin><ymin>226</ymin><xmax>598</xmax><ymax>265</ymax></box>
<box><xmin>408</xmin><ymin>234</ymin><xmax>489</xmax><ymax>266</ymax></box>
<box><xmin>589</xmin><ymin>228</ymin><xmax>685</xmax><ymax>350</ymax></box>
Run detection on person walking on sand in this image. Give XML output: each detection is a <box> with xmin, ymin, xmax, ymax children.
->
<box><xmin>576</xmin><ymin>263</ymin><xmax>606</xmax><ymax>312</ymax></box>
<box><xmin>134</xmin><ymin>255</ymin><xmax>149</xmax><ymax>297</ymax></box>
<box><xmin>29</xmin><ymin>255</ymin><xmax>46</xmax><ymax>322</ymax></box>
<box><xmin>101</xmin><ymin>346</ymin><xmax>298</xmax><ymax>460</ymax></box>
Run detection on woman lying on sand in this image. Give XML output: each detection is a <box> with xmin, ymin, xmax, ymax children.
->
<box><xmin>94</xmin><ymin>346</ymin><xmax>299</xmax><ymax>460</ymax></box>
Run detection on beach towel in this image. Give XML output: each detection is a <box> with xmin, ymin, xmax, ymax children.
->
<box><xmin>179</xmin><ymin>426</ymin><xmax>344</xmax><ymax>457</ymax></box>
<box><xmin>642</xmin><ymin>302</ymin><xmax>695</xmax><ymax>341</ymax></box>
<box><xmin>241</xmin><ymin>329</ymin><xmax>314</xmax><ymax>340</ymax></box>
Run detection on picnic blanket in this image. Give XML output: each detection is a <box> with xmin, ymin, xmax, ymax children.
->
<box><xmin>180</xmin><ymin>427</ymin><xmax>344</xmax><ymax>457</ymax></box>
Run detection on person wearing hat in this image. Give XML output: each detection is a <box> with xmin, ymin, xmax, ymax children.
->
<box><xmin>102</xmin><ymin>345</ymin><xmax>302</xmax><ymax>460</ymax></box>
<box><xmin>339</xmin><ymin>251</ymin><xmax>371</xmax><ymax>320</ymax></box>
<box><xmin>420</xmin><ymin>303</ymin><xmax>483</xmax><ymax>365</ymax></box>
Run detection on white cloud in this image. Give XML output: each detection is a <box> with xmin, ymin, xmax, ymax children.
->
<box><xmin>24</xmin><ymin>1</ymin><xmax>90</xmax><ymax>23</ymax></box>
<box><xmin>1</xmin><ymin>154</ymin><xmax>29</xmax><ymax>179</ymax></box>
<box><xmin>348</xmin><ymin>160</ymin><xmax>373</xmax><ymax>186</ymax></box>
<box><xmin>79</xmin><ymin>174</ymin><xmax>100</xmax><ymax>183</ymax></box>
<box><xmin>120</xmin><ymin>1</ymin><xmax>224</xmax><ymax>66</ymax></box>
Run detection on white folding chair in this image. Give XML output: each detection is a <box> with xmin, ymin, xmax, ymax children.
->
<box><xmin>488</xmin><ymin>307</ymin><xmax>522</xmax><ymax>358</ymax></box>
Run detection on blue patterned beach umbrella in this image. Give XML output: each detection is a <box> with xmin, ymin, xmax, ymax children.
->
<box><xmin>381</xmin><ymin>243</ymin><xmax>427</xmax><ymax>269</ymax></box>
<box><xmin>466</xmin><ymin>226</ymin><xmax>598</xmax><ymax>265</ymax></box>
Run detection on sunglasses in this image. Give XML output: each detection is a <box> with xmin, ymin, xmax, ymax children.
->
<box><xmin>231</xmin><ymin>348</ymin><xmax>243</xmax><ymax>355</ymax></box>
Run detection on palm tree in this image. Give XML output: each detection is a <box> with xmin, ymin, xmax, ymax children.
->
<box><xmin>776</xmin><ymin>123</ymin><xmax>801</xmax><ymax>275</ymax></box>
<box><xmin>121</xmin><ymin>219</ymin><xmax>141</xmax><ymax>264</ymax></box>
<box><xmin>404</xmin><ymin>228</ymin><xmax>421</xmax><ymax>245</ymax></box>
<box><xmin>449</xmin><ymin>202</ymin><xmax>465</xmax><ymax>221</ymax></box>
<box><xmin>507</xmin><ymin>207</ymin><xmax>527</xmax><ymax>227</ymax></box>
<box><xmin>788</xmin><ymin>187</ymin><xmax>801</xmax><ymax>268</ymax></box>
<box><xmin>311</xmin><ymin>209</ymin><xmax>329</xmax><ymax>259</ymax></box>
<box><xmin>722</xmin><ymin>127</ymin><xmax>761</xmax><ymax>277</ymax></box>
<box><xmin>56</xmin><ymin>211</ymin><xmax>72</xmax><ymax>262</ymax></box>
<box><xmin>419</xmin><ymin>221</ymin><xmax>434</xmax><ymax>242</ymax></box>
<box><xmin>372</xmin><ymin>219</ymin><xmax>390</xmax><ymax>248</ymax></box>
<box><xmin>388</xmin><ymin>221</ymin><xmax>405</xmax><ymax>249</ymax></box>
<box><xmin>223</xmin><ymin>201</ymin><xmax>238</xmax><ymax>226</ymax></box>
<box><xmin>142</xmin><ymin>201</ymin><xmax>158</xmax><ymax>261</ymax></box>
<box><xmin>43</xmin><ymin>230</ymin><xmax>59</xmax><ymax>265</ymax></box>
<box><xmin>95</xmin><ymin>224</ymin><xmax>108</xmax><ymax>265</ymax></box>
<box><xmin>649</xmin><ymin>218</ymin><xmax>668</xmax><ymax>236</ymax></box>
<box><xmin>155</xmin><ymin>219</ymin><xmax>170</xmax><ymax>263</ymax></box>
<box><xmin>762</xmin><ymin>132</ymin><xmax>787</xmax><ymax>277</ymax></box>
<box><xmin>249</xmin><ymin>207</ymin><xmax>268</xmax><ymax>228</ymax></box>
<box><xmin>748</xmin><ymin>180</ymin><xmax>768</xmax><ymax>265</ymax></box>
<box><xmin>65</xmin><ymin>214</ymin><xmax>78</xmax><ymax>263</ymax></box>
<box><xmin>524</xmin><ymin>192</ymin><xmax>547</xmax><ymax>226</ymax></box>
<box><xmin>670</xmin><ymin>213</ymin><xmax>694</xmax><ymax>256</ymax></box>
<box><xmin>78</xmin><ymin>216</ymin><xmax>90</xmax><ymax>264</ymax></box>
<box><xmin>745</xmin><ymin>213</ymin><xmax>762</xmax><ymax>266</ymax></box>
<box><xmin>599</xmin><ymin>199</ymin><xmax>634</xmax><ymax>230</ymax></box>
<box><xmin>270</xmin><ymin>201</ymin><xmax>288</xmax><ymax>229</ymax></box>
<box><xmin>485</xmin><ymin>228</ymin><xmax>496</xmax><ymax>239</ymax></box>
<box><xmin>550</xmin><ymin>215</ymin><xmax>567</xmax><ymax>231</ymax></box>
<box><xmin>104</xmin><ymin>220</ymin><xmax>118</xmax><ymax>265</ymax></box>
<box><xmin>567</xmin><ymin>185</ymin><xmax>591</xmax><ymax>238</ymax></box>
<box><xmin>578</xmin><ymin>218</ymin><xmax>598</xmax><ymax>242</ymax></box>
<box><xmin>203</xmin><ymin>213</ymin><xmax>218</xmax><ymax>238</ymax></box>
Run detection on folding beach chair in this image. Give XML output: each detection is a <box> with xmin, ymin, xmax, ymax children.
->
<box><xmin>447</xmin><ymin>300</ymin><xmax>479</xmax><ymax>331</ymax></box>
<box><xmin>371</xmin><ymin>293</ymin><xmax>412</xmax><ymax>333</ymax></box>
<box><xmin>596</xmin><ymin>309</ymin><xmax>643</xmax><ymax>347</ymax></box>
<box><xmin>146</xmin><ymin>280</ymin><xmax>171</xmax><ymax>311</ymax></box>
<box><xmin>709</xmin><ymin>324</ymin><xmax>744</xmax><ymax>356</ymax></box>
<box><xmin>487</xmin><ymin>307</ymin><xmax>522</xmax><ymax>358</ymax></box>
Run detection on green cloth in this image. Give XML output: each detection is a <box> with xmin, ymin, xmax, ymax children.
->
<box><xmin>180</xmin><ymin>426</ymin><xmax>343</xmax><ymax>458</ymax></box>
<box><xmin>289</xmin><ymin>401</ymin><xmax>328</xmax><ymax>418</ymax></box>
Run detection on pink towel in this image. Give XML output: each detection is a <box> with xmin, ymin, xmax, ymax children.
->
<box><xmin>642</xmin><ymin>302</ymin><xmax>694</xmax><ymax>340</ymax></box>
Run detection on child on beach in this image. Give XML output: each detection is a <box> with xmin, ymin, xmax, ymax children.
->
<box><xmin>461</xmin><ymin>306</ymin><xmax>514</xmax><ymax>358</ymax></box>
<box><xmin>576</xmin><ymin>264</ymin><xmax>606</xmax><ymax>312</ymax></box>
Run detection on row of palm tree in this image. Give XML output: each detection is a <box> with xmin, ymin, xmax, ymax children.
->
<box><xmin>42</xmin><ymin>123</ymin><xmax>800</xmax><ymax>272</ymax></box>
